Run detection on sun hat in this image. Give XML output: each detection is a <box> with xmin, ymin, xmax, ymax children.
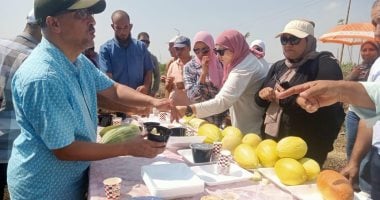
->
<box><xmin>276</xmin><ymin>19</ymin><xmax>315</xmax><ymax>38</ymax></box>
<box><xmin>34</xmin><ymin>0</ymin><xmax>106</xmax><ymax>24</ymax></box>
<box><xmin>173</xmin><ymin>36</ymin><xmax>191</xmax><ymax>48</ymax></box>
<box><xmin>26</xmin><ymin>9</ymin><xmax>38</xmax><ymax>24</ymax></box>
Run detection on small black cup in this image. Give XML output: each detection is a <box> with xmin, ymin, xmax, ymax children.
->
<box><xmin>190</xmin><ymin>143</ymin><xmax>213</xmax><ymax>163</ymax></box>
<box><xmin>143</xmin><ymin>122</ymin><xmax>160</xmax><ymax>132</ymax></box>
<box><xmin>147</xmin><ymin>125</ymin><xmax>172</xmax><ymax>143</ymax></box>
<box><xmin>98</xmin><ymin>114</ymin><xmax>112</xmax><ymax>127</ymax></box>
<box><xmin>170</xmin><ymin>127</ymin><xmax>187</xmax><ymax>136</ymax></box>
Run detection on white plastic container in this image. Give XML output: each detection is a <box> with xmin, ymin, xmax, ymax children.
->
<box><xmin>141</xmin><ymin>163</ymin><xmax>204</xmax><ymax>199</ymax></box>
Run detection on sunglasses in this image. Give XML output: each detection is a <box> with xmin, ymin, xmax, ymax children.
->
<box><xmin>193</xmin><ymin>47</ymin><xmax>210</xmax><ymax>55</ymax></box>
<box><xmin>54</xmin><ymin>9</ymin><xmax>93</xmax><ymax>20</ymax></box>
<box><xmin>175</xmin><ymin>47</ymin><xmax>185</xmax><ymax>52</ymax></box>
<box><xmin>213</xmin><ymin>48</ymin><xmax>228</xmax><ymax>56</ymax></box>
<box><xmin>140</xmin><ymin>39</ymin><xmax>150</xmax><ymax>45</ymax></box>
<box><xmin>280</xmin><ymin>35</ymin><xmax>301</xmax><ymax>45</ymax></box>
<box><xmin>253</xmin><ymin>46</ymin><xmax>263</xmax><ymax>52</ymax></box>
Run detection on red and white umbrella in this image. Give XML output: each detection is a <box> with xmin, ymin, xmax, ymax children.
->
<box><xmin>319</xmin><ymin>22</ymin><xmax>375</xmax><ymax>45</ymax></box>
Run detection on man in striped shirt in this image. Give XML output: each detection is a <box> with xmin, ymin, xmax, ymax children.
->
<box><xmin>0</xmin><ymin>10</ymin><xmax>41</xmax><ymax>199</ymax></box>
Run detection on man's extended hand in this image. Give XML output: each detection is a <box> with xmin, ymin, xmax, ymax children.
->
<box><xmin>340</xmin><ymin>162</ymin><xmax>360</xmax><ymax>187</ymax></box>
<box><xmin>277</xmin><ymin>80</ymin><xmax>341</xmax><ymax>113</ymax></box>
<box><xmin>151</xmin><ymin>98</ymin><xmax>181</xmax><ymax>122</ymax></box>
<box><xmin>123</xmin><ymin>135</ymin><xmax>166</xmax><ymax>158</ymax></box>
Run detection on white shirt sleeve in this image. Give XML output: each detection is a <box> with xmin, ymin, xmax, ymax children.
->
<box><xmin>351</xmin><ymin>82</ymin><xmax>380</xmax><ymax>126</ymax></box>
<box><xmin>194</xmin><ymin>67</ymin><xmax>252</xmax><ymax>118</ymax></box>
<box><xmin>367</xmin><ymin>58</ymin><xmax>380</xmax><ymax>82</ymax></box>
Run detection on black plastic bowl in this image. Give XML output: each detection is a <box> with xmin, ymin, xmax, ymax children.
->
<box><xmin>147</xmin><ymin>125</ymin><xmax>172</xmax><ymax>143</ymax></box>
<box><xmin>98</xmin><ymin>114</ymin><xmax>113</xmax><ymax>127</ymax></box>
<box><xmin>170</xmin><ymin>127</ymin><xmax>187</xmax><ymax>136</ymax></box>
<box><xmin>143</xmin><ymin>122</ymin><xmax>160</xmax><ymax>132</ymax></box>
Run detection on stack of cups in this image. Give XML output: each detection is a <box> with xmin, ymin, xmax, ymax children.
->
<box><xmin>217</xmin><ymin>150</ymin><xmax>232</xmax><ymax>175</ymax></box>
<box><xmin>103</xmin><ymin>177</ymin><xmax>122</xmax><ymax>200</ymax></box>
<box><xmin>211</xmin><ymin>141</ymin><xmax>222</xmax><ymax>162</ymax></box>
<box><xmin>159</xmin><ymin>112</ymin><xmax>171</xmax><ymax>123</ymax></box>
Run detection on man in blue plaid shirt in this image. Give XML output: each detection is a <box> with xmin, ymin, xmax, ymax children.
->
<box><xmin>0</xmin><ymin>10</ymin><xmax>41</xmax><ymax>198</ymax></box>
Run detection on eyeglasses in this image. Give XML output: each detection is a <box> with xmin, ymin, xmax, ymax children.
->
<box><xmin>193</xmin><ymin>47</ymin><xmax>210</xmax><ymax>55</ymax></box>
<box><xmin>140</xmin><ymin>39</ymin><xmax>150</xmax><ymax>45</ymax></box>
<box><xmin>280</xmin><ymin>35</ymin><xmax>301</xmax><ymax>45</ymax></box>
<box><xmin>213</xmin><ymin>48</ymin><xmax>228</xmax><ymax>56</ymax></box>
<box><xmin>54</xmin><ymin>9</ymin><xmax>93</xmax><ymax>20</ymax></box>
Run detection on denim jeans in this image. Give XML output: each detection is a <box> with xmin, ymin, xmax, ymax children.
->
<box><xmin>346</xmin><ymin>111</ymin><xmax>360</xmax><ymax>158</ymax></box>
<box><xmin>345</xmin><ymin>111</ymin><xmax>371</xmax><ymax>193</ymax></box>
<box><xmin>0</xmin><ymin>163</ymin><xmax>6</xmax><ymax>199</ymax></box>
<box><xmin>371</xmin><ymin>147</ymin><xmax>380</xmax><ymax>200</ymax></box>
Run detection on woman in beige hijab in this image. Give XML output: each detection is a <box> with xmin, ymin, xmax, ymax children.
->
<box><xmin>255</xmin><ymin>19</ymin><xmax>345</xmax><ymax>166</ymax></box>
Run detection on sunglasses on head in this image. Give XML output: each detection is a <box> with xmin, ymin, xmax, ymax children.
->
<box><xmin>193</xmin><ymin>47</ymin><xmax>210</xmax><ymax>55</ymax></box>
<box><xmin>280</xmin><ymin>35</ymin><xmax>301</xmax><ymax>45</ymax></box>
<box><xmin>140</xmin><ymin>39</ymin><xmax>150</xmax><ymax>45</ymax></box>
<box><xmin>213</xmin><ymin>48</ymin><xmax>228</xmax><ymax>56</ymax></box>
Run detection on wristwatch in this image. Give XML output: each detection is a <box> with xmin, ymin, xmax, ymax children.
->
<box><xmin>185</xmin><ymin>105</ymin><xmax>193</xmax><ymax>117</ymax></box>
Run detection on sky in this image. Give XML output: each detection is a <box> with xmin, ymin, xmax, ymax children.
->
<box><xmin>0</xmin><ymin>0</ymin><xmax>374</xmax><ymax>64</ymax></box>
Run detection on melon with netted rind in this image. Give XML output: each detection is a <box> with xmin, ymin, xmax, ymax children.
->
<box><xmin>221</xmin><ymin>126</ymin><xmax>243</xmax><ymax>152</ymax></box>
<box><xmin>299</xmin><ymin>157</ymin><xmax>320</xmax><ymax>181</ymax></box>
<box><xmin>274</xmin><ymin>158</ymin><xmax>307</xmax><ymax>186</ymax></box>
<box><xmin>256</xmin><ymin>139</ymin><xmax>279</xmax><ymax>167</ymax></box>
<box><xmin>277</xmin><ymin>136</ymin><xmax>307</xmax><ymax>159</ymax></box>
<box><xmin>197</xmin><ymin>123</ymin><xmax>222</xmax><ymax>143</ymax></box>
<box><xmin>234</xmin><ymin>143</ymin><xmax>259</xmax><ymax>169</ymax></box>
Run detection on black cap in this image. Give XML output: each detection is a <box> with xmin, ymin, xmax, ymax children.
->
<box><xmin>34</xmin><ymin>0</ymin><xmax>106</xmax><ymax>25</ymax></box>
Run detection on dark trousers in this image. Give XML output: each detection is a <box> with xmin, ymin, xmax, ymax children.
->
<box><xmin>371</xmin><ymin>147</ymin><xmax>380</xmax><ymax>200</ymax></box>
<box><xmin>0</xmin><ymin>163</ymin><xmax>7</xmax><ymax>199</ymax></box>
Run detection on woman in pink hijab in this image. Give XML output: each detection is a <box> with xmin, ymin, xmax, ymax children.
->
<box><xmin>183</xmin><ymin>31</ymin><xmax>225</xmax><ymax>126</ymax></box>
<box><xmin>177</xmin><ymin>30</ymin><xmax>268</xmax><ymax>133</ymax></box>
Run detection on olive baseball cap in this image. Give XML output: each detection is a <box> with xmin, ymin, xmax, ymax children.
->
<box><xmin>34</xmin><ymin>0</ymin><xmax>106</xmax><ymax>24</ymax></box>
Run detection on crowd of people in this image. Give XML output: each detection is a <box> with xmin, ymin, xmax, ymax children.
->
<box><xmin>1</xmin><ymin>0</ymin><xmax>380</xmax><ymax>199</ymax></box>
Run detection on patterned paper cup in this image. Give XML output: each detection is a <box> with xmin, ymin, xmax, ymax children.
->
<box><xmin>103</xmin><ymin>177</ymin><xmax>122</xmax><ymax>200</ymax></box>
<box><xmin>217</xmin><ymin>150</ymin><xmax>232</xmax><ymax>175</ymax></box>
<box><xmin>159</xmin><ymin>112</ymin><xmax>171</xmax><ymax>123</ymax></box>
<box><xmin>211</xmin><ymin>141</ymin><xmax>222</xmax><ymax>161</ymax></box>
<box><xmin>112</xmin><ymin>117</ymin><xmax>122</xmax><ymax>125</ymax></box>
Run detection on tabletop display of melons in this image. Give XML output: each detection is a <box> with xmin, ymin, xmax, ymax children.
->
<box><xmin>185</xmin><ymin>117</ymin><xmax>354</xmax><ymax>200</ymax></box>
<box><xmin>188</xmin><ymin>117</ymin><xmax>320</xmax><ymax>185</ymax></box>
<box><xmin>100</xmin><ymin>117</ymin><xmax>354</xmax><ymax>200</ymax></box>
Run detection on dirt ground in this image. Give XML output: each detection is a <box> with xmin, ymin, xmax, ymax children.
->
<box><xmin>323</xmin><ymin>130</ymin><xmax>347</xmax><ymax>170</ymax></box>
